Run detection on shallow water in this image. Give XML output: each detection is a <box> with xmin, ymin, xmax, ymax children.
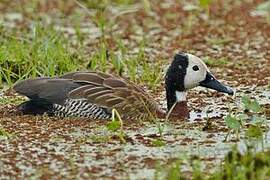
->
<box><xmin>0</xmin><ymin>85</ymin><xmax>269</xmax><ymax>178</ymax></box>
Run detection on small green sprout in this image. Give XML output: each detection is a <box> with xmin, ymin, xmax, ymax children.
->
<box><xmin>151</xmin><ymin>138</ymin><xmax>166</xmax><ymax>147</ymax></box>
<box><xmin>106</xmin><ymin>118</ymin><xmax>121</xmax><ymax>132</ymax></box>
<box><xmin>0</xmin><ymin>128</ymin><xmax>13</xmax><ymax>138</ymax></box>
<box><xmin>106</xmin><ymin>109</ymin><xmax>126</xmax><ymax>143</ymax></box>
<box><xmin>199</xmin><ymin>0</ymin><xmax>213</xmax><ymax>16</ymax></box>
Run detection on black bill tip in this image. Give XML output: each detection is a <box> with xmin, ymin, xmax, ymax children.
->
<box><xmin>225</xmin><ymin>86</ymin><xmax>234</xmax><ymax>96</ymax></box>
<box><xmin>199</xmin><ymin>72</ymin><xmax>234</xmax><ymax>96</ymax></box>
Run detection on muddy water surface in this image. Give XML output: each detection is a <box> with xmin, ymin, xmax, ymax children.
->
<box><xmin>0</xmin><ymin>86</ymin><xmax>269</xmax><ymax>179</ymax></box>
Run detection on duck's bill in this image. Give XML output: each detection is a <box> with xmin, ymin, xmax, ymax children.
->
<box><xmin>199</xmin><ymin>72</ymin><xmax>234</xmax><ymax>95</ymax></box>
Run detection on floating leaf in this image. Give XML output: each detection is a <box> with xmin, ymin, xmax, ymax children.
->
<box><xmin>241</xmin><ymin>95</ymin><xmax>250</xmax><ymax>107</ymax></box>
<box><xmin>241</xmin><ymin>96</ymin><xmax>261</xmax><ymax>112</ymax></box>
<box><xmin>224</xmin><ymin>115</ymin><xmax>241</xmax><ymax>130</ymax></box>
<box><xmin>249</xmin><ymin>100</ymin><xmax>261</xmax><ymax>112</ymax></box>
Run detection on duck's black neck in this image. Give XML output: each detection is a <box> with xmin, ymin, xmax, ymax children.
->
<box><xmin>165</xmin><ymin>85</ymin><xmax>177</xmax><ymax>110</ymax></box>
<box><xmin>165</xmin><ymin>81</ymin><xmax>186</xmax><ymax>110</ymax></box>
<box><xmin>165</xmin><ymin>53</ymin><xmax>189</xmax><ymax>111</ymax></box>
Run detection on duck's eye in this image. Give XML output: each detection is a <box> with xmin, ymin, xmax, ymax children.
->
<box><xmin>192</xmin><ymin>65</ymin><xmax>199</xmax><ymax>71</ymax></box>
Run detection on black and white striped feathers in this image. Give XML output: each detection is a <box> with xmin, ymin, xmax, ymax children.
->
<box><xmin>52</xmin><ymin>99</ymin><xmax>110</xmax><ymax>119</ymax></box>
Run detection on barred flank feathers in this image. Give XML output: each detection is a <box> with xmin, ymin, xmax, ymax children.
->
<box><xmin>52</xmin><ymin>99</ymin><xmax>111</xmax><ymax>119</ymax></box>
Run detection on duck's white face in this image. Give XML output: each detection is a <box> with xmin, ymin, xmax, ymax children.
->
<box><xmin>165</xmin><ymin>52</ymin><xmax>234</xmax><ymax>110</ymax></box>
<box><xmin>184</xmin><ymin>53</ymin><xmax>210</xmax><ymax>89</ymax></box>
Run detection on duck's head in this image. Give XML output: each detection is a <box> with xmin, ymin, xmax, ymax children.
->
<box><xmin>165</xmin><ymin>52</ymin><xmax>234</xmax><ymax>112</ymax></box>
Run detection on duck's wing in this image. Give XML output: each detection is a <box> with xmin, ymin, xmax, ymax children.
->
<box><xmin>13</xmin><ymin>77</ymin><xmax>81</xmax><ymax>105</ymax></box>
<box><xmin>13</xmin><ymin>71</ymin><xmax>99</xmax><ymax>105</ymax></box>
<box><xmin>66</xmin><ymin>71</ymin><xmax>159</xmax><ymax>119</ymax></box>
<box><xmin>14</xmin><ymin>71</ymin><xmax>159</xmax><ymax>119</ymax></box>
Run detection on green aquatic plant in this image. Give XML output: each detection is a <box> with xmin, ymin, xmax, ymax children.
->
<box><xmin>154</xmin><ymin>159</ymin><xmax>183</xmax><ymax>180</ymax></box>
<box><xmin>106</xmin><ymin>108</ymin><xmax>126</xmax><ymax>143</ymax></box>
<box><xmin>255</xmin><ymin>1</ymin><xmax>270</xmax><ymax>24</ymax></box>
<box><xmin>224</xmin><ymin>114</ymin><xmax>242</xmax><ymax>141</ymax></box>
<box><xmin>245</xmin><ymin>125</ymin><xmax>263</xmax><ymax>139</ymax></box>
<box><xmin>241</xmin><ymin>95</ymin><xmax>261</xmax><ymax>113</ymax></box>
<box><xmin>0</xmin><ymin>127</ymin><xmax>13</xmax><ymax>138</ymax></box>
<box><xmin>155</xmin><ymin>146</ymin><xmax>270</xmax><ymax>180</ymax></box>
<box><xmin>0</xmin><ymin>96</ymin><xmax>24</xmax><ymax>105</ymax></box>
<box><xmin>211</xmin><ymin>146</ymin><xmax>270</xmax><ymax>180</ymax></box>
<box><xmin>156</xmin><ymin>122</ymin><xmax>166</xmax><ymax>137</ymax></box>
<box><xmin>151</xmin><ymin>138</ymin><xmax>166</xmax><ymax>147</ymax></box>
<box><xmin>224</xmin><ymin>96</ymin><xmax>267</xmax><ymax>141</ymax></box>
<box><xmin>199</xmin><ymin>0</ymin><xmax>213</xmax><ymax>17</ymax></box>
<box><xmin>87</xmin><ymin>38</ymin><xmax>162</xmax><ymax>90</ymax></box>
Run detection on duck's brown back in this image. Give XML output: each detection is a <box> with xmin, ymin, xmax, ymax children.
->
<box><xmin>14</xmin><ymin>71</ymin><xmax>160</xmax><ymax>120</ymax></box>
